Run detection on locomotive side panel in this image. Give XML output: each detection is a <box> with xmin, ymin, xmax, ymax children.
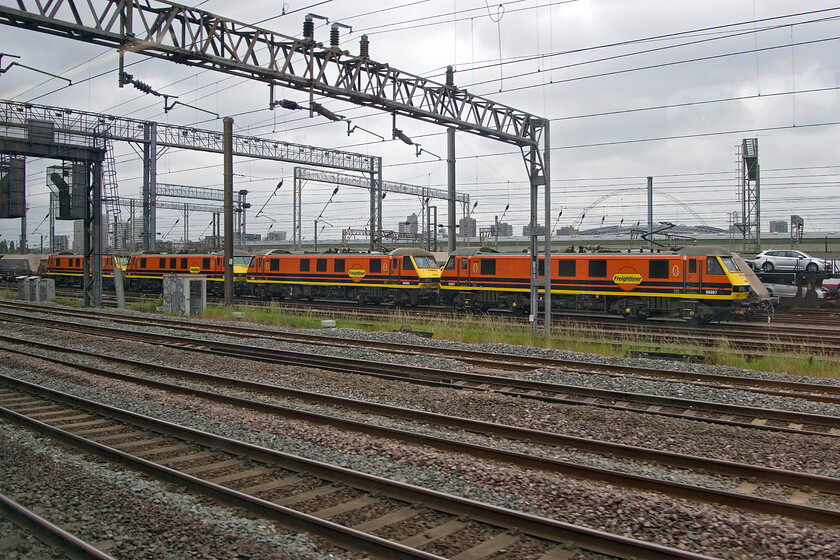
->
<box><xmin>46</xmin><ymin>255</ymin><xmax>116</xmax><ymax>288</ymax></box>
<box><xmin>249</xmin><ymin>251</ymin><xmax>439</xmax><ymax>306</ymax></box>
<box><xmin>440</xmin><ymin>249</ymin><xmax>752</xmax><ymax>322</ymax></box>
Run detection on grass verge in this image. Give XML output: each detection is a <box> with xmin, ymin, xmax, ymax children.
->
<box><xmin>196</xmin><ymin>304</ymin><xmax>839</xmax><ymax>379</ymax></box>
<box><xmin>2</xmin><ymin>292</ymin><xmax>834</xmax><ymax>379</ymax></box>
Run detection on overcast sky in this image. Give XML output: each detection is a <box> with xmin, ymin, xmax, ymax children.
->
<box><xmin>1</xmin><ymin>0</ymin><xmax>839</xmax><ymax>247</ymax></box>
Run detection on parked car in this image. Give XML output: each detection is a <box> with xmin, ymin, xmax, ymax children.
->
<box><xmin>763</xmin><ymin>282</ymin><xmax>829</xmax><ymax>299</ymax></box>
<box><xmin>822</xmin><ymin>277</ymin><xmax>840</xmax><ymax>296</ymax></box>
<box><xmin>741</xmin><ymin>258</ymin><xmax>758</xmax><ymax>272</ymax></box>
<box><xmin>752</xmin><ymin>249</ymin><xmax>836</xmax><ymax>273</ymax></box>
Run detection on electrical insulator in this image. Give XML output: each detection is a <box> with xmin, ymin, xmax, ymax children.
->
<box><xmin>394</xmin><ymin>129</ymin><xmax>413</xmax><ymax>145</ymax></box>
<box><xmin>312</xmin><ymin>102</ymin><xmax>341</xmax><ymax>122</ymax></box>
<box><xmin>360</xmin><ymin>35</ymin><xmax>369</xmax><ymax>58</ymax></box>
<box><xmin>303</xmin><ymin>14</ymin><xmax>328</xmax><ymax>41</ymax></box>
<box><xmin>446</xmin><ymin>66</ymin><xmax>454</xmax><ymax>87</ymax></box>
<box><xmin>280</xmin><ymin>99</ymin><xmax>301</xmax><ymax>110</ymax></box>
<box><xmin>330</xmin><ymin>23</ymin><xmax>351</xmax><ymax>49</ymax></box>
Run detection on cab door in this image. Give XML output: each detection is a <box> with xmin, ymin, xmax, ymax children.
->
<box><xmin>684</xmin><ymin>257</ymin><xmax>700</xmax><ymax>294</ymax></box>
<box><xmin>459</xmin><ymin>256</ymin><xmax>472</xmax><ymax>286</ymax></box>
<box><xmin>390</xmin><ymin>256</ymin><xmax>400</xmax><ymax>283</ymax></box>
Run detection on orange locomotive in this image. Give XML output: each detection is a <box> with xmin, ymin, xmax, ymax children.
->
<box><xmin>247</xmin><ymin>248</ymin><xmax>440</xmax><ymax>306</ymax></box>
<box><xmin>45</xmin><ymin>254</ymin><xmax>122</xmax><ymax>288</ymax></box>
<box><xmin>440</xmin><ymin>246</ymin><xmax>753</xmax><ymax>323</ymax></box>
<box><xmin>123</xmin><ymin>252</ymin><xmax>251</xmax><ymax>295</ymax></box>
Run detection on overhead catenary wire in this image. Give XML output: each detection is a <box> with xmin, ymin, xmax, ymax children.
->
<box><xmin>4</xmin><ymin>2</ymin><xmax>840</xmax><ymax>239</ymax></box>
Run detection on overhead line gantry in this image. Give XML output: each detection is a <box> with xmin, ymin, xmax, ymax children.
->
<box><xmin>0</xmin><ymin>0</ymin><xmax>552</xmax><ymax>335</ymax></box>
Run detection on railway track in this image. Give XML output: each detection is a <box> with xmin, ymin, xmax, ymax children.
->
<box><xmin>0</xmin><ymin>375</ymin><xmax>720</xmax><ymax>560</ymax></box>
<box><xmin>0</xmin><ymin>492</ymin><xmax>116</xmax><ymax>560</ymax></box>
<box><xmin>3</xmin><ymin>299</ymin><xmax>840</xmax><ymax>405</ymax></box>
<box><xmin>18</xmin><ymin>284</ymin><xmax>840</xmax><ymax>358</ymax></box>
<box><xmin>3</xmin><ymin>336</ymin><xmax>839</xmax><ymax>526</ymax></box>
<box><xmin>1</xmin><ymin>302</ymin><xmax>839</xmax><ymax>439</ymax></box>
<box><xmin>216</xmin><ymin>299</ymin><xmax>840</xmax><ymax>358</ymax></box>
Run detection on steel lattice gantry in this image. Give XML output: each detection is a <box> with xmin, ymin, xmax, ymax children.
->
<box><xmin>0</xmin><ymin>99</ymin><xmax>381</xmax><ymax>255</ymax></box>
<box><xmin>0</xmin><ymin>0</ymin><xmax>552</xmax><ymax>333</ymax></box>
<box><xmin>156</xmin><ymin>183</ymin><xmax>253</xmax><ymax>248</ymax></box>
<box><xmin>292</xmin><ymin>167</ymin><xmax>470</xmax><ymax>251</ymax></box>
<box><xmin>739</xmin><ymin>138</ymin><xmax>760</xmax><ymax>254</ymax></box>
<box><xmin>114</xmin><ymin>195</ymin><xmax>226</xmax><ymax>247</ymax></box>
<box><xmin>0</xmin><ymin>109</ymin><xmax>105</xmax><ymax>307</ymax></box>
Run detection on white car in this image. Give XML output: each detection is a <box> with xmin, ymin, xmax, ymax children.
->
<box><xmin>753</xmin><ymin>249</ymin><xmax>835</xmax><ymax>273</ymax></box>
<box><xmin>763</xmin><ymin>283</ymin><xmax>829</xmax><ymax>299</ymax></box>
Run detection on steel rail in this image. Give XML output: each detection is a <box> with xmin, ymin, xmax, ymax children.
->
<box><xmin>0</xmin><ymin>493</ymin><xmax>117</xmax><ymax>560</ymax></box>
<box><xmin>2</xmin><ymin>307</ymin><xmax>839</xmax><ymax>438</ymax></box>
<box><xmin>3</xmin><ymin>300</ymin><xmax>839</xmax><ymax>403</ymax></box>
<box><xmin>4</xmin><ymin>337</ymin><xmax>840</xmax><ymax>525</ymax></box>
<box><xmin>0</xmin><ymin>375</ymin><xmax>720</xmax><ymax>560</ymax></box>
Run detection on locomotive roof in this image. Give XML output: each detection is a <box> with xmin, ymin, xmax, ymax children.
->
<box><xmin>448</xmin><ymin>245</ymin><xmax>735</xmax><ymax>257</ymax></box>
<box><xmin>678</xmin><ymin>246</ymin><xmax>733</xmax><ymax>257</ymax></box>
<box><xmin>388</xmin><ymin>248</ymin><xmax>435</xmax><ymax>257</ymax></box>
<box><xmin>448</xmin><ymin>247</ymin><xmax>499</xmax><ymax>256</ymax></box>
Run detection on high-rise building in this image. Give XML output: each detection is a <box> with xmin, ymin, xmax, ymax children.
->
<box><xmin>522</xmin><ymin>223</ymin><xmax>543</xmax><ymax>236</ymax></box>
<box><xmin>459</xmin><ymin>216</ymin><xmax>477</xmax><ymax>237</ymax></box>
<box><xmin>491</xmin><ymin>222</ymin><xmax>513</xmax><ymax>237</ymax></box>
<box><xmin>73</xmin><ymin>219</ymin><xmax>110</xmax><ymax>253</ymax></box>
<box><xmin>265</xmin><ymin>230</ymin><xmax>288</xmax><ymax>241</ymax></box>
<box><xmin>769</xmin><ymin>220</ymin><xmax>788</xmax><ymax>233</ymax></box>
<box><xmin>399</xmin><ymin>213</ymin><xmax>419</xmax><ymax>234</ymax></box>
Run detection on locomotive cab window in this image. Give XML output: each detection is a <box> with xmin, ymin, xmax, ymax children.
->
<box><xmin>689</xmin><ymin>259</ymin><xmax>697</xmax><ymax>274</ymax></box>
<box><xmin>443</xmin><ymin>257</ymin><xmax>455</xmax><ymax>270</ymax></box>
<box><xmin>334</xmin><ymin>259</ymin><xmax>345</xmax><ymax>273</ymax></box>
<box><xmin>414</xmin><ymin>256</ymin><xmax>438</xmax><ymax>268</ymax></box>
<box><xmin>649</xmin><ymin>260</ymin><xmax>669</xmax><ymax>279</ymax></box>
<box><xmin>316</xmin><ymin>259</ymin><xmax>327</xmax><ymax>272</ymax></box>
<box><xmin>370</xmin><ymin>259</ymin><xmax>382</xmax><ymax>273</ymax></box>
<box><xmin>392</xmin><ymin>258</ymin><xmax>399</xmax><ymax>270</ymax></box>
<box><xmin>403</xmin><ymin>256</ymin><xmax>415</xmax><ymax>270</ymax></box>
<box><xmin>720</xmin><ymin>256</ymin><xmax>739</xmax><ymax>272</ymax></box>
<box><xmin>557</xmin><ymin>259</ymin><xmax>576</xmax><ymax>277</ymax></box>
<box><xmin>480</xmin><ymin>259</ymin><xmax>496</xmax><ymax>275</ymax></box>
<box><xmin>461</xmin><ymin>259</ymin><xmax>468</xmax><ymax>270</ymax></box>
<box><xmin>589</xmin><ymin>260</ymin><xmax>607</xmax><ymax>278</ymax></box>
<box><xmin>706</xmin><ymin>257</ymin><xmax>725</xmax><ymax>275</ymax></box>
<box><xmin>300</xmin><ymin>259</ymin><xmax>310</xmax><ymax>272</ymax></box>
